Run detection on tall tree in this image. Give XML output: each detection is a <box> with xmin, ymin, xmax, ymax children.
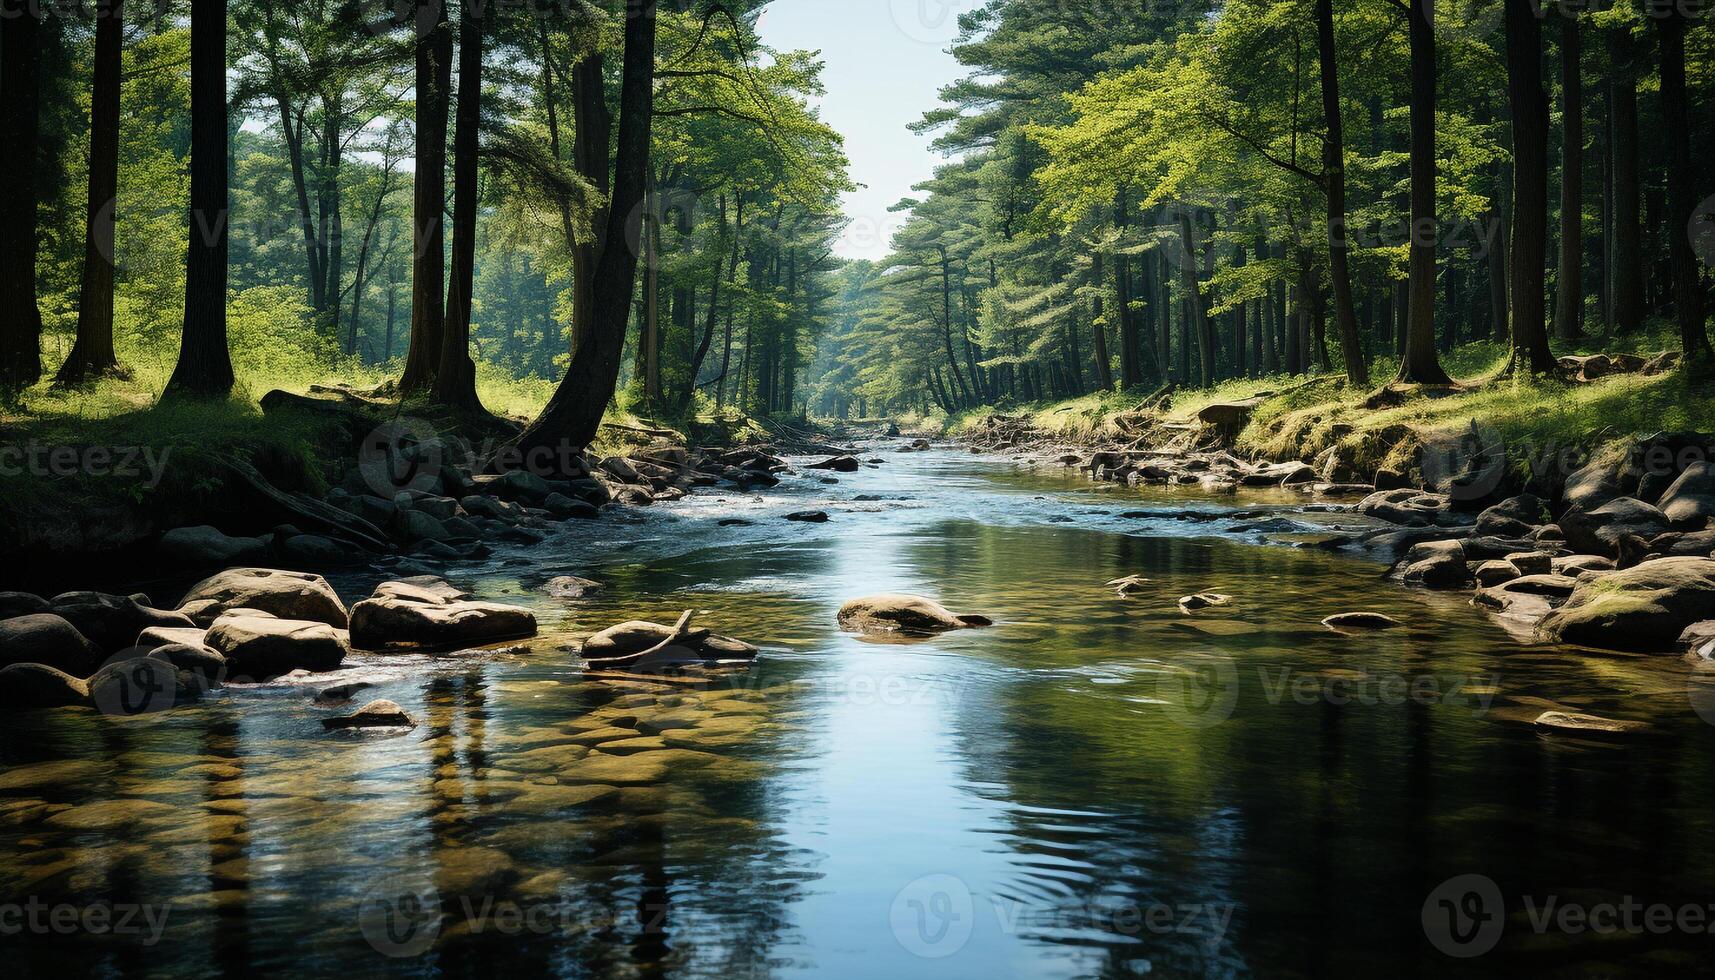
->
<box><xmin>1314</xmin><ymin>0</ymin><xmax>1368</xmax><ymax>387</ymax></box>
<box><xmin>1658</xmin><ymin>5</ymin><xmax>1711</xmax><ymax>371</ymax></box>
<box><xmin>1504</xmin><ymin>0</ymin><xmax>1556</xmax><ymax>373</ymax></box>
<box><xmin>518</xmin><ymin>0</ymin><xmax>659</xmax><ymax>454</ymax></box>
<box><xmin>433</xmin><ymin>0</ymin><xmax>486</xmax><ymax>411</ymax></box>
<box><xmin>1553</xmin><ymin>9</ymin><xmax>1584</xmax><ymax>341</ymax></box>
<box><xmin>401</xmin><ymin>0</ymin><xmax>453</xmax><ymax>393</ymax></box>
<box><xmin>1606</xmin><ymin>16</ymin><xmax>1644</xmax><ymax>335</ymax></box>
<box><xmin>165</xmin><ymin>0</ymin><xmax>236</xmax><ymax>398</ymax></box>
<box><xmin>1397</xmin><ymin>0</ymin><xmax>1450</xmax><ymax>384</ymax></box>
<box><xmin>57</xmin><ymin>0</ymin><xmax>130</xmax><ymax>386</ymax></box>
<box><xmin>0</xmin><ymin>0</ymin><xmax>46</xmax><ymax>392</ymax></box>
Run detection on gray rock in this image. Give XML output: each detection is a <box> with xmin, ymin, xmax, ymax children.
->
<box><xmin>1552</xmin><ymin>554</ymin><xmax>1617</xmax><ymax>577</ymax></box>
<box><xmin>88</xmin><ymin>656</ymin><xmax>206</xmax><ymax>716</ymax></box>
<box><xmin>0</xmin><ymin>663</ymin><xmax>90</xmax><ymax>709</ymax></box>
<box><xmin>1539</xmin><ymin>557</ymin><xmax>1715</xmax><ymax>651</ymax></box>
<box><xmin>1560</xmin><ymin>497</ymin><xmax>1673</xmax><ymax>557</ymax></box>
<box><xmin>441</xmin><ymin>516</ymin><xmax>484</xmax><ymax>540</ymax></box>
<box><xmin>581</xmin><ymin>620</ymin><xmax>759</xmax><ymax>663</ymax></box>
<box><xmin>493</xmin><ymin>470</ymin><xmax>553</xmax><ymax>503</ymax></box>
<box><xmin>1561</xmin><ymin>459</ymin><xmax>1628</xmax><ymax>513</ymax></box>
<box><xmin>0</xmin><ymin>592</ymin><xmax>49</xmax><ymax>619</ymax></box>
<box><xmin>837</xmin><ymin>594</ymin><xmax>994</xmax><ymax>635</ymax></box>
<box><xmin>786</xmin><ymin>511</ymin><xmax>830</xmax><ymax>523</ymax></box>
<box><xmin>323</xmin><ymin>698</ymin><xmax>417</xmax><ymax>731</ymax></box>
<box><xmin>1475</xmin><ymin>560</ymin><xmax>1522</xmax><ymax>587</ymax></box>
<box><xmin>1400</xmin><ymin>540</ymin><xmax>1471</xmax><ymax>587</ymax></box>
<box><xmin>543</xmin><ymin>493</ymin><xmax>600</xmax><ymax>520</ymax></box>
<box><xmin>159</xmin><ymin>525</ymin><xmax>271</xmax><ymax>567</ymax></box>
<box><xmin>809</xmin><ymin>455</ymin><xmax>861</xmax><ymax>473</ymax></box>
<box><xmin>0</xmin><ymin>614</ymin><xmax>106</xmax><ymax>675</ymax></box>
<box><xmin>544</xmin><ymin>576</ymin><xmax>602</xmax><ymax>599</ymax></box>
<box><xmin>1656</xmin><ymin>461</ymin><xmax>1715</xmax><ymax>529</ymax></box>
<box><xmin>1322</xmin><ymin>612</ymin><xmax>1403</xmax><ymax>630</ymax></box>
<box><xmin>1179</xmin><ymin>593</ymin><xmax>1234</xmax><ymax>611</ymax></box>
<box><xmin>205</xmin><ymin>614</ymin><xmax>351</xmax><ymax>680</ymax></box>
<box><xmin>393</xmin><ymin>508</ymin><xmax>452</xmax><ymax>543</ymax></box>
<box><xmin>1504</xmin><ymin>551</ymin><xmax>1556</xmax><ymax>577</ymax></box>
<box><xmin>279</xmin><ymin>534</ymin><xmax>360</xmax><ymax>566</ymax></box>
<box><xmin>348</xmin><ymin>578</ymin><xmax>537</xmax><ymax>650</ymax></box>
<box><xmin>177</xmin><ymin>568</ymin><xmax>350</xmax><ymax>628</ymax></box>
<box><xmin>1476</xmin><ymin>494</ymin><xmax>1547</xmax><ymax>538</ymax></box>
<box><xmin>1359</xmin><ymin>488</ymin><xmax>1453</xmax><ymax>527</ymax></box>
<box><xmin>47</xmin><ymin>591</ymin><xmax>196</xmax><ymax>652</ymax></box>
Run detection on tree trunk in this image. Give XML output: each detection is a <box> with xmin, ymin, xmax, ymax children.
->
<box><xmin>1178</xmin><ymin>212</ymin><xmax>1214</xmax><ymax>387</ymax></box>
<box><xmin>1115</xmin><ymin>189</ymin><xmax>1142</xmax><ymax>388</ymax></box>
<box><xmin>433</xmin><ymin>0</ymin><xmax>485</xmax><ymax>412</ymax></box>
<box><xmin>1091</xmin><ymin>251</ymin><xmax>1114</xmax><ymax>391</ymax></box>
<box><xmin>1397</xmin><ymin>0</ymin><xmax>1450</xmax><ymax>384</ymax></box>
<box><xmin>518</xmin><ymin>0</ymin><xmax>658</xmax><ymax>455</ymax></box>
<box><xmin>1659</xmin><ymin>8</ymin><xmax>1712</xmax><ymax>369</ymax></box>
<box><xmin>1316</xmin><ymin>0</ymin><xmax>1370</xmax><ymax>387</ymax></box>
<box><xmin>401</xmin><ymin>0</ymin><xmax>452</xmax><ymax>394</ymax></box>
<box><xmin>1505</xmin><ymin>0</ymin><xmax>1556</xmax><ymax>373</ymax></box>
<box><xmin>1553</xmin><ymin>12</ymin><xmax>1584</xmax><ymax>340</ymax></box>
<box><xmin>1607</xmin><ymin>23</ymin><xmax>1644</xmax><ymax>335</ymax></box>
<box><xmin>57</xmin><ymin>0</ymin><xmax>128</xmax><ymax>386</ymax></box>
<box><xmin>0</xmin><ymin>1</ymin><xmax>45</xmax><ymax>391</ymax></box>
<box><xmin>165</xmin><ymin>0</ymin><xmax>235</xmax><ymax>398</ymax></box>
<box><xmin>1488</xmin><ymin>205</ymin><xmax>1511</xmax><ymax>342</ymax></box>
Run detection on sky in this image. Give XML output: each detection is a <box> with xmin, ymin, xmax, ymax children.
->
<box><xmin>755</xmin><ymin>0</ymin><xmax>979</xmax><ymax>263</ymax></box>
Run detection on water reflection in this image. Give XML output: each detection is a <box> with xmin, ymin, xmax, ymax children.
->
<box><xmin>4</xmin><ymin>452</ymin><xmax>1715</xmax><ymax>977</ymax></box>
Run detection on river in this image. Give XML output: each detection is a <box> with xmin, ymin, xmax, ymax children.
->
<box><xmin>3</xmin><ymin>446</ymin><xmax>1712</xmax><ymax>978</ymax></box>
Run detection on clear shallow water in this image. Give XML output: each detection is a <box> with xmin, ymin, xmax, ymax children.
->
<box><xmin>5</xmin><ymin>448</ymin><xmax>1715</xmax><ymax>978</ymax></box>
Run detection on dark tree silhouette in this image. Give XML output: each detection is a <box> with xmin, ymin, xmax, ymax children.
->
<box><xmin>165</xmin><ymin>0</ymin><xmax>236</xmax><ymax>398</ymax></box>
<box><xmin>1503</xmin><ymin>0</ymin><xmax>1556</xmax><ymax>374</ymax></box>
<box><xmin>1552</xmin><ymin>9</ymin><xmax>1583</xmax><ymax>341</ymax></box>
<box><xmin>400</xmin><ymin>0</ymin><xmax>453</xmax><ymax>394</ymax></box>
<box><xmin>434</xmin><ymin>0</ymin><xmax>487</xmax><ymax>412</ymax></box>
<box><xmin>518</xmin><ymin>0</ymin><xmax>659</xmax><ymax>456</ymax></box>
<box><xmin>0</xmin><ymin>1</ymin><xmax>46</xmax><ymax>392</ymax></box>
<box><xmin>1315</xmin><ymin>0</ymin><xmax>1368</xmax><ymax>387</ymax></box>
<box><xmin>1658</xmin><ymin>5</ymin><xmax>1711</xmax><ymax>371</ymax></box>
<box><xmin>1396</xmin><ymin>0</ymin><xmax>1450</xmax><ymax>385</ymax></box>
<box><xmin>1606</xmin><ymin>20</ymin><xmax>1644</xmax><ymax>335</ymax></box>
<box><xmin>58</xmin><ymin>0</ymin><xmax>130</xmax><ymax>386</ymax></box>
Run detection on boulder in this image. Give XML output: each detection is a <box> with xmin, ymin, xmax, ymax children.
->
<box><xmin>348</xmin><ymin>578</ymin><xmax>537</xmax><ymax>650</ymax></box>
<box><xmin>1504</xmin><ymin>552</ymin><xmax>1556</xmax><ymax>577</ymax></box>
<box><xmin>786</xmin><ymin>511</ymin><xmax>831</xmax><ymax>523</ymax></box>
<box><xmin>1656</xmin><ymin>461</ymin><xmax>1715</xmax><ymax>529</ymax></box>
<box><xmin>0</xmin><ymin>614</ymin><xmax>106</xmax><ymax>676</ymax></box>
<box><xmin>1561</xmin><ymin>459</ymin><xmax>1628</xmax><ymax>513</ymax></box>
<box><xmin>1560</xmin><ymin>497</ymin><xmax>1672</xmax><ymax>557</ymax></box>
<box><xmin>1553</xmin><ymin>554</ymin><xmax>1616</xmax><ymax>577</ymax></box>
<box><xmin>1496</xmin><ymin>574</ymin><xmax>1579</xmax><ymax>598</ymax></box>
<box><xmin>1539</xmin><ymin>557</ymin><xmax>1715</xmax><ymax>652</ymax></box>
<box><xmin>393</xmin><ymin>508</ymin><xmax>452</xmax><ymax>543</ymax></box>
<box><xmin>205</xmin><ymin>614</ymin><xmax>351</xmax><ymax>680</ymax></box>
<box><xmin>581</xmin><ymin>620</ymin><xmax>758</xmax><ymax>662</ymax></box>
<box><xmin>47</xmin><ymin>592</ymin><xmax>196</xmax><ymax>652</ymax></box>
<box><xmin>1680</xmin><ymin>620</ymin><xmax>1715</xmax><ymax>658</ymax></box>
<box><xmin>144</xmin><ymin>643</ymin><xmax>227</xmax><ymax>683</ymax></box>
<box><xmin>491</xmin><ymin>470</ymin><xmax>553</xmax><ymax>503</ymax></box>
<box><xmin>1359</xmin><ymin>488</ymin><xmax>1454</xmax><ymax>527</ymax></box>
<box><xmin>837</xmin><ymin>594</ymin><xmax>994</xmax><ymax>635</ymax></box>
<box><xmin>134</xmin><ymin>625</ymin><xmax>211</xmax><ymax>651</ymax></box>
<box><xmin>1475</xmin><ymin>560</ymin><xmax>1522</xmax><ymax>587</ymax></box>
<box><xmin>0</xmin><ymin>663</ymin><xmax>90</xmax><ymax>709</ymax></box>
<box><xmin>544</xmin><ymin>576</ymin><xmax>602</xmax><ymax>599</ymax></box>
<box><xmin>543</xmin><ymin>493</ymin><xmax>599</xmax><ymax>520</ymax></box>
<box><xmin>322</xmin><ymin>698</ymin><xmax>417</xmax><ymax>731</ymax></box>
<box><xmin>88</xmin><ymin>656</ymin><xmax>206</xmax><ymax>716</ymax></box>
<box><xmin>1476</xmin><ymin>494</ymin><xmax>1547</xmax><ymax>538</ymax></box>
<box><xmin>159</xmin><ymin>525</ymin><xmax>270</xmax><ymax>567</ymax></box>
<box><xmin>278</xmin><ymin>534</ymin><xmax>361</xmax><ymax>566</ymax></box>
<box><xmin>1400</xmin><ymin>539</ymin><xmax>1471</xmax><ymax>587</ymax></box>
<box><xmin>1107</xmin><ymin>576</ymin><xmax>1151</xmax><ymax>595</ymax></box>
<box><xmin>0</xmin><ymin>592</ymin><xmax>50</xmax><ymax>619</ymax></box>
<box><xmin>1655</xmin><ymin>529</ymin><xmax>1715</xmax><ymax>557</ymax></box>
<box><xmin>334</xmin><ymin>493</ymin><xmax>397</xmax><ymax>529</ymax></box>
<box><xmin>178</xmin><ymin>568</ymin><xmax>349</xmax><ymax>628</ymax></box>
<box><xmin>809</xmin><ymin>456</ymin><xmax>861</xmax><ymax>473</ymax></box>
<box><xmin>1321</xmin><ymin>612</ymin><xmax>1403</xmax><ymax>630</ymax></box>
<box><xmin>395</xmin><ymin>491</ymin><xmax>461</xmax><ymax>522</ymax></box>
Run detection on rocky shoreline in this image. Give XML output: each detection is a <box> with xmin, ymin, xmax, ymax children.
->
<box><xmin>959</xmin><ymin>413</ymin><xmax>1715</xmax><ymax>660</ymax></box>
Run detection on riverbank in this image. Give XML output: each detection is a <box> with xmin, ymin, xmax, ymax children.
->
<box><xmin>935</xmin><ymin>347</ymin><xmax>1715</xmax><ymax>660</ymax></box>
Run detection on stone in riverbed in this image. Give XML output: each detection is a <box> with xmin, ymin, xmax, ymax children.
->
<box><xmin>1178</xmin><ymin>593</ymin><xmax>1232</xmax><ymax>612</ymax></box>
<box><xmin>348</xmin><ymin>577</ymin><xmax>537</xmax><ymax>650</ymax></box>
<box><xmin>1476</xmin><ymin>494</ymin><xmax>1548</xmax><ymax>538</ymax></box>
<box><xmin>88</xmin><ymin>656</ymin><xmax>208</xmax><ymax>716</ymax></box>
<box><xmin>1559</xmin><ymin>497</ymin><xmax>1672</xmax><ymax>557</ymax></box>
<box><xmin>543</xmin><ymin>493</ymin><xmax>599</xmax><ymax>520</ymax></box>
<box><xmin>1656</xmin><ymin>461</ymin><xmax>1715</xmax><ymax>529</ymax></box>
<box><xmin>177</xmin><ymin>568</ymin><xmax>350</xmax><ymax>628</ymax></box>
<box><xmin>1107</xmin><ymin>576</ymin><xmax>1151</xmax><ymax>595</ymax></box>
<box><xmin>47</xmin><ymin>591</ymin><xmax>197</xmax><ymax>652</ymax></box>
<box><xmin>1475</xmin><ymin>560</ymin><xmax>1522</xmax><ymax>587</ymax></box>
<box><xmin>1533</xmin><ymin>711</ymin><xmax>1648</xmax><ymax>736</ymax></box>
<box><xmin>1399</xmin><ymin>540</ymin><xmax>1472</xmax><ymax>588</ymax></box>
<box><xmin>0</xmin><ymin>614</ymin><xmax>106</xmax><ymax>676</ymax></box>
<box><xmin>0</xmin><ymin>592</ymin><xmax>49</xmax><ymax>620</ymax></box>
<box><xmin>1553</xmin><ymin>554</ymin><xmax>1616</xmax><ymax>577</ymax></box>
<box><xmin>205</xmin><ymin>614</ymin><xmax>350</xmax><ymax>680</ymax></box>
<box><xmin>159</xmin><ymin>525</ymin><xmax>271</xmax><ymax>567</ymax></box>
<box><xmin>837</xmin><ymin>594</ymin><xmax>993</xmax><ymax>635</ymax></box>
<box><xmin>1359</xmin><ymin>488</ymin><xmax>1455</xmax><ymax>527</ymax></box>
<box><xmin>392</xmin><ymin>508</ymin><xmax>452</xmax><ymax>543</ymax></box>
<box><xmin>322</xmin><ymin>698</ymin><xmax>417</xmax><ymax>731</ymax></box>
<box><xmin>809</xmin><ymin>455</ymin><xmax>861</xmax><ymax>473</ymax></box>
<box><xmin>786</xmin><ymin>511</ymin><xmax>830</xmax><ymax>523</ymax></box>
<box><xmin>1321</xmin><ymin>612</ymin><xmax>1403</xmax><ymax>630</ymax></box>
<box><xmin>0</xmin><ymin>663</ymin><xmax>91</xmax><ymax>709</ymax></box>
<box><xmin>544</xmin><ymin>576</ymin><xmax>603</xmax><ymax>599</ymax></box>
<box><xmin>1538</xmin><ymin>557</ymin><xmax>1715</xmax><ymax>652</ymax></box>
<box><xmin>581</xmin><ymin>621</ymin><xmax>758</xmax><ymax>662</ymax></box>
<box><xmin>1505</xmin><ymin>551</ymin><xmax>1556</xmax><ymax>577</ymax></box>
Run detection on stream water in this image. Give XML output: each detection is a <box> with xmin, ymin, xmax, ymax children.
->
<box><xmin>3</xmin><ymin>447</ymin><xmax>1714</xmax><ymax>978</ymax></box>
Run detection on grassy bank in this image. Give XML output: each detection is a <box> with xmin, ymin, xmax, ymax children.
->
<box><xmin>935</xmin><ymin>326</ymin><xmax>1711</xmax><ymax>486</ymax></box>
